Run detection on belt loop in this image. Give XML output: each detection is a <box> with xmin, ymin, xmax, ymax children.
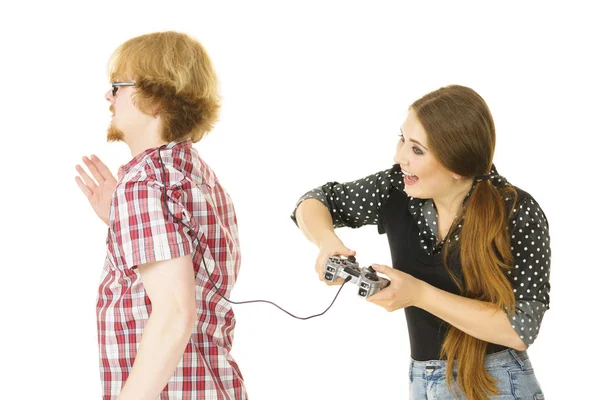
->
<box><xmin>408</xmin><ymin>360</ymin><xmax>413</xmax><ymax>382</ymax></box>
<box><xmin>508</xmin><ymin>349</ymin><xmax>525</xmax><ymax>370</ymax></box>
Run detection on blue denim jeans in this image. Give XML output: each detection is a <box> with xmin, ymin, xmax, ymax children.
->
<box><xmin>408</xmin><ymin>349</ymin><xmax>544</xmax><ymax>399</ymax></box>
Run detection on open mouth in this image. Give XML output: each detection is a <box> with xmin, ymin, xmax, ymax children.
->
<box><xmin>402</xmin><ymin>169</ymin><xmax>419</xmax><ymax>184</ymax></box>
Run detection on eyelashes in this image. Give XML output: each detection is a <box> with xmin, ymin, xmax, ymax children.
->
<box><xmin>398</xmin><ymin>134</ymin><xmax>424</xmax><ymax>155</ymax></box>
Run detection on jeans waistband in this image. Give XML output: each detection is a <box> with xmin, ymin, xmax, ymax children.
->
<box><xmin>410</xmin><ymin>349</ymin><xmax>529</xmax><ymax>370</ymax></box>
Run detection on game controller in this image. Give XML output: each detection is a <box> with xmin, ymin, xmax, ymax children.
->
<box><xmin>324</xmin><ymin>256</ymin><xmax>390</xmax><ymax>298</ymax></box>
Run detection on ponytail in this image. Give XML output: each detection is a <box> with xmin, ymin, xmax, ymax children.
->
<box><xmin>441</xmin><ymin>179</ymin><xmax>517</xmax><ymax>400</ymax></box>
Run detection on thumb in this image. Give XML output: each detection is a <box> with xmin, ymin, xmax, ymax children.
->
<box><xmin>342</xmin><ymin>247</ymin><xmax>356</xmax><ymax>257</ymax></box>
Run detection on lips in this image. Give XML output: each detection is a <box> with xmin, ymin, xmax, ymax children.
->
<box><xmin>401</xmin><ymin>169</ymin><xmax>419</xmax><ymax>185</ymax></box>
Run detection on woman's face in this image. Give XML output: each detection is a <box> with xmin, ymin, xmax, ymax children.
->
<box><xmin>394</xmin><ymin>110</ymin><xmax>459</xmax><ymax>200</ymax></box>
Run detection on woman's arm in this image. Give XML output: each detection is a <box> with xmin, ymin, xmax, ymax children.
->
<box><xmin>416</xmin><ymin>281</ymin><xmax>527</xmax><ymax>350</ymax></box>
<box><xmin>295</xmin><ymin>199</ymin><xmax>339</xmax><ymax>248</ymax></box>
<box><xmin>368</xmin><ymin>194</ymin><xmax>551</xmax><ymax>350</ymax></box>
<box><xmin>368</xmin><ymin>264</ymin><xmax>526</xmax><ymax>349</ymax></box>
<box><xmin>292</xmin><ymin>167</ymin><xmax>403</xmax><ymax>282</ymax></box>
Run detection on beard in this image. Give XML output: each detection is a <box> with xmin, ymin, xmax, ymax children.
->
<box><xmin>106</xmin><ymin>105</ymin><xmax>125</xmax><ymax>142</ymax></box>
<box><xmin>106</xmin><ymin>120</ymin><xmax>125</xmax><ymax>142</ymax></box>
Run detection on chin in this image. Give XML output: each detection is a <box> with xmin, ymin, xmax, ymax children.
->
<box><xmin>403</xmin><ymin>184</ymin><xmax>416</xmax><ymax>196</ymax></box>
<box><xmin>106</xmin><ymin>122</ymin><xmax>125</xmax><ymax>142</ymax></box>
<box><xmin>403</xmin><ymin>185</ymin><xmax>427</xmax><ymax>199</ymax></box>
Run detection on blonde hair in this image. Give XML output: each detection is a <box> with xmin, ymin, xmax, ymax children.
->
<box><xmin>108</xmin><ymin>31</ymin><xmax>221</xmax><ymax>142</ymax></box>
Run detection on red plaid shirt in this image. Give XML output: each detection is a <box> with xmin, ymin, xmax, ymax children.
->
<box><xmin>97</xmin><ymin>140</ymin><xmax>247</xmax><ymax>399</ymax></box>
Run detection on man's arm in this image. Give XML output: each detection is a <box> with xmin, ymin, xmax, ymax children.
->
<box><xmin>117</xmin><ymin>254</ymin><xmax>196</xmax><ymax>400</ymax></box>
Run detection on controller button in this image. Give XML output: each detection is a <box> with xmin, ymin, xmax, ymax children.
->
<box><xmin>325</xmin><ymin>272</ymin><xmax>334</xmax><ymax>281</ymax></box>
<box><xmin>365</xmin><ymin>273</ymin><xmax>378</xmax><ymax>281</ymax></box>
<box><xmin>359</xmin><ymin>289</ymin><xmax>367</xmax><ymax>297</ymax></box>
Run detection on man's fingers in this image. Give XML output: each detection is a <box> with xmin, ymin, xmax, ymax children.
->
<box><xmin>75</xmin><ymin>176</ymin><xmax>93</xmax><ymax>198</ymax></box>
<box><xmin>75</xmin><ymin>165</ymin><xmax>99</xmax><ymax>190</ymax></box>
<box><xmin>91</xmin><ymin>155</ymin><xmax>116</xmax><ymax>182</ymax></box>
<box><xmin>83</xmin><ymin>156</ymin><xmax>106</xmax><ymax>183</ymax></box>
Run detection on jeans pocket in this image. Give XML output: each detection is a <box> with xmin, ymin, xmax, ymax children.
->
<box><xmin>508</xmin><ymin>369</ymin><xmax>543</xmax><ymax>399</ymax></box>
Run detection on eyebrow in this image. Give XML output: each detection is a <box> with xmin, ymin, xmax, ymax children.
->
<box><xmin>400</xmin><ymin>127</ymin><xmax>429</xmax><ymax>151</ymax></box>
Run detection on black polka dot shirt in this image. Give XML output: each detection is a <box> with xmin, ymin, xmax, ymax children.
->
<box><xmin>291</xmin><ymin>164</ymin><xmax>551</xmax><ymax>348</ymax></box>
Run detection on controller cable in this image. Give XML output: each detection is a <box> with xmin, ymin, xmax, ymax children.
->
<box><xmin>157</xmin><ymin>146</ymin><xmax>351</xmax><ymax>320</ymax></box>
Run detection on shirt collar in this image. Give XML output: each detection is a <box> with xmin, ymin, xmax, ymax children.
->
<box><xmin>403</xmin><ymin>164</ymin><xmax>505</xmax><ymax>252</ymax></box>
<box><xmin>118</xmin><ymin>140</ymin><xmax>192</xmax><ymax>177</ymax></box>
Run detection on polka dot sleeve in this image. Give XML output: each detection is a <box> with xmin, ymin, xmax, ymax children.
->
<box><xmin>290</xmin><ymin>168</ymin><xmax>400</xmax><ymax>229</ymax></box>
<box><xmin>506</xmin><ymin>196</ymin><xmax>551</xmax><ymax>347</ymax></box>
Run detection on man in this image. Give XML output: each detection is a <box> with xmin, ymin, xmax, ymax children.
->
<box><xmin>75</xmin><ymin>31</ymin><xmax>247</xmax><ymax>400</ymax></box>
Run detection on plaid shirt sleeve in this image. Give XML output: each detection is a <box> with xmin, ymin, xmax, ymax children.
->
<box><xmin>111</xmin><ymin>176</ymin><xmax>194</xmax><ymax>269</ymax></box>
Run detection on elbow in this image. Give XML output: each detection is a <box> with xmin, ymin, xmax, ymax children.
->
<box><xmin>153</xmin><ymin>302</ymin><xmax>197</xmax><ymax>336</ymax></box>
<box><xmin>168</xmin><ymin>309</ymin><xmax>196</xmax><ymax>346</ymax></box>
<box><xmin>179</xmin><ymin>306</ymin><xmax>197</xmax><ymax>335</ymax></box>
<box><xmin>509</xmin><ymin>336</ymin><xmax>528</xmax><ymax>351</ymax></box>
<box><xmin>513</xmin><ymin>341</ymin><xmax>527</xmax><ymax>352</ymax></box>
<box><xmin>171</xmin><ymin>308</ymin><xmax>196</xmax><ymax>341</ymax></box>
<box><xmin>173</xmin><ymin>292</ymin><xmax>198</xmax><ymax>333</ymax></box>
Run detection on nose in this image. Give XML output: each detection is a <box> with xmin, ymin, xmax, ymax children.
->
<box><xmin>393</xmin><ymin>138</ymin><xmax>407</xmax><ymax>166</ymax></box>
<box><xmin>105</xmin><ymin>89</ymin><xmax>115</xmax><ymax>103</ymax></box>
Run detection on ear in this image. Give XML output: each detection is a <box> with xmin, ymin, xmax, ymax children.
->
<box><xmin>451</xmin><ymin>172</ymin><xmax>467</xmax><ymax>181</ymax></box>
<box><xmin>149</xmin><ymin>99</ymin><xmax>162</xmax><ymax>116</ymax></box>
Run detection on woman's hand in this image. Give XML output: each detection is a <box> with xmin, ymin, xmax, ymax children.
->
<box><xmin>367</xmin><ymin>264</ymin><xmax>427</xmax><ymax>311</ymax></box>
<box><xmin>315</xmin><ymin>235</ymin><xmax>356</xmax><ymax>286</ymax></box>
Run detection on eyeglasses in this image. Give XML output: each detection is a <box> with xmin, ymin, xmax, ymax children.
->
<box><xmin>111</xmin><ymin>81</ymin><xmax>136</xmax><ymax>97</ymax></box>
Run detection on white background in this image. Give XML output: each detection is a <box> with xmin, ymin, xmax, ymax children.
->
<box><xmin>1</xmin><ymin>1</ymin><xmax>598</xmax><ymax>399</ymax></box>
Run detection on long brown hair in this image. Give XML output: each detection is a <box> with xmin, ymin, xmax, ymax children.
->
<box><xmin>411</xmin><ymin>85</ymin><xmax>517</xmax><ymax>399</ymax></box>
<box><xmin>108</xmin><ymin>31</ymin><xmax>221</xmax><ymax>143</ymax></box>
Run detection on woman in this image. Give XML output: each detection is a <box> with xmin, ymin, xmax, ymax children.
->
<box><xmin>291</xmin><ymin>85</ymin><xmax>549</xmax><ymax>400</ymax></box>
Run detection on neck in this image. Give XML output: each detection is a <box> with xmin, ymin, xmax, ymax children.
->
<box><xmin>127</xmin><ymin>119</ymin><xmax>168</xmax><ymax>157</ymax></box>
<box><xmin>432</xmin><ymin>178</ymin><xmax>474</xmax><ymax>219</ymax></box>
